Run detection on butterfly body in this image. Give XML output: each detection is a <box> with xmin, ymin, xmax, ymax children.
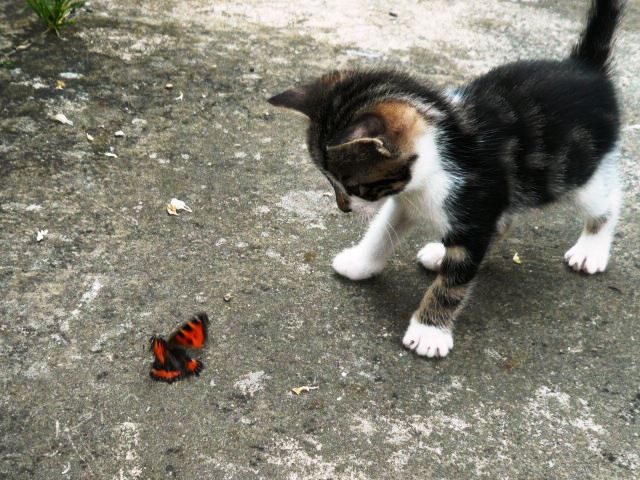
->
<box><xmin>149</xmin><ymin>313</ymin><xmax>209</xmax><ymax>384</ymax></box>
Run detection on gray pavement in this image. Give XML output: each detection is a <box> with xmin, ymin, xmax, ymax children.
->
<box><xmin>1</xmin><ymin>1</ymin><xmax>639</xmax><ymax>478</ymax></box>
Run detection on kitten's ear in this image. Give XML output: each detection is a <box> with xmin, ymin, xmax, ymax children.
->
<box><xmin>268</xmin><ymin>71</ymin><xmax>346</xmax><ymax>119</ymax></box>
<box><xmin>327</xmin><ymin>114</ymin><xmax>392</xmax><ymax>158</ymax></box>
<box><xmin>326</xmin><ymin>136</ymin><xmax>392</xmax><ymax>159</ymax></box>
<box><xmin>330</xmin><ymin>114</ymin><xmax>387</xmax><ymax>146</ymax></box>
<box><xmin>268</xmin><ymin>87</ymin><xmax>315</xmax><ymax>118</ymax></box>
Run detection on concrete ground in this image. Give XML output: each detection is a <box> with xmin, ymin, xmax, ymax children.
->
<box><xmin>1</xmin><ymin>0</ymin><xmax>639</xmax><ymax>478</ymax></box>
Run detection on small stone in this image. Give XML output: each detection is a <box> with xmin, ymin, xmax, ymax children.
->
<box><xmin>165</xmin><ymin>83</ymin><xmax>174</xmax><ymax>90</ymax></box>
<box><xmin>114</xmin><ymin>130</ymin><xmax>124</xmax><ymax>137</ymax></box>
<box><xmin>223</xmin><ymin>293</ymin><xmax>232</xmax><ymax>302</ymax></box>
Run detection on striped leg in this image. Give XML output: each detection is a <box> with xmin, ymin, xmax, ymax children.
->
<box><xmin>403</xmin><ymin>232</ymin><xmax>492</xmax><ymax>358</ymax></box>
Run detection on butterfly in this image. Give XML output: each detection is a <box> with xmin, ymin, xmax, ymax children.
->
<box><xmin>149</xmin><ymin>313</ymin><xmax>209</xmax><ymax>384</ymax></box>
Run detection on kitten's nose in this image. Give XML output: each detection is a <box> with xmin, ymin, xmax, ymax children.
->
<box><xmin>334</xmin><ymin>188</ymin><xmax>351</xmax><ymax>213</ymax></box>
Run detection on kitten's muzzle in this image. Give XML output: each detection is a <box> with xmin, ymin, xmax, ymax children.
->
<box><xmin>333</xmin><ymin>187</ymin><xmax>351</xmax><ymax>213</ymax></box>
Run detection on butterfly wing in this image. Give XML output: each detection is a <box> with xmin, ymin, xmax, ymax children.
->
<box><xmin>168</xmin><ymin>313</ymin><xmax>209</xmax><ymax>349</ymax></box>
<box><xmin>149</xmin><ymin>365</ymin><xmax>183</xmax><ymax>383</ymax></box>
<box><xmin>149</xmin><ymin>336</ymin><xmax>203</xmax><ymax>383</ymax></box>
<box><xmin>185</xmin><ymin>358</ymin><xmax>203</xmax><ymax>376</ymax></box>
<box><xmin>150</xmin><ymin>336</ymin><xmax>186</xmax><ymax>383</ymax></box>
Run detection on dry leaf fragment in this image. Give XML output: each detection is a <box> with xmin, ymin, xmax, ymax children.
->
<box><xmin>168</xmin><ymin>198</ymin><xmax>192</xmax><ymax>213</ymax></box>
<box><xmin>512</xmin><ymin>253</ymin><xmax>523</xmax><ymax>265</ymax></box>
<box><xmin>51</xmin><ymin>113</ymin><xmax>73</xmax><ymax>126</ymax></box>
<box><xmin>36</xmin><ymin>229</ymin><xmax>48</xmax><ymax>242</ymax></box>
<box><xmin>607</xmin><ymin>285</ymin><xmax>623</xmax><ymax>294</ymax></box>
<box><xmin>175</xmin><ymin>91</ymin><xmax>184</xmax><ymax>101</ymax></box>
<box><xmin>291</xmin><ymin>385</ymin><xmax>319</xmax><ymax>395</ymax></box>
<box><xmin>104</xmin><ymin>152</ymin><xmax>118</xmax><ymax>158</ymax></box>
<box><xmin>86</xmin><ymin>133</ymin><xmax>94</xmax><ymax>142</ymax></box>
<box><xmin>55</xmin><ymin>80</ymin><xmax>65</xmax><ymax>90</ymax></box>
<box><xmin>166</xmin><ymin>203</ymin><xmax>178</xmax><ymax>216</ymax></box>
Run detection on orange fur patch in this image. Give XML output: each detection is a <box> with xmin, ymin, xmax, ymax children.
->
<box><xmin>373</xmin><ymin>101</ymin><xmax>427</xmax><ymax>154</ymax></box>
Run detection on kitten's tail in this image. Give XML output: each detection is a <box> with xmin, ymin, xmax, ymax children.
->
<box><xmin>570</xmin><ymin>0</ymin><xmax>624</xmax><ymax>72</ymax></box>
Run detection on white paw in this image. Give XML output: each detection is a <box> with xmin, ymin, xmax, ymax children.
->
<box><xmin>417</xmin><ymin>242</ymin><xmax>445</xmax><ymax>271</ymax></box>
<box><xmin>564</xmin><ymin>234</ymin><xmax>611</xmax><ymax>274</ymax></box>
<box><xmin>402</xmin><ymin>315</ymin><xmax>453</xmax><ymax>358</ymax></box>
<box><xmin>332</xmin><ymin>246</ymin><xmax>385</xmax><ymax>281</ymax></box>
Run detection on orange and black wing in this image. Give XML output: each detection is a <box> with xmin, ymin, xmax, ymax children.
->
<box><xmin>150</xmin><ymin>336</ymin><xmax>170</xmax><ymax>365</ymax></box>
<box><xmin>185</xmin><ymin>358</ymin><xmax>203</xmax><ymax>376</ymax></box>
<box><xmin>150</xmin><ymin>366</ymin><xmax>184</xmax><ymax>384</ymax></box>
<box><xmin>150</xmin><ymin>336</ymin><xmax>185</xmax><ymax>383</ymax></box>
<box><xmin>149</xmin><ymin>336</ymin><xmax>203</xmax><ymax>383</ymax></box>
<box><xmin>168</xmin><ymin>313</ymin><xmax>209</xmax><ymax>349</ymax></box>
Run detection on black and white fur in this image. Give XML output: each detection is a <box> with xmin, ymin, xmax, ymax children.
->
<box><xmin>269</xmin><ymin>0</ymin><xmax>624</xmax><ymax>358</ymax></box>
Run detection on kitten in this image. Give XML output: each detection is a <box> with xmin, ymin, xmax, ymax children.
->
<box><xmin>268</xmin><ymin>0</ymin><xmax>624</xmax><ymax>358</ymax></box>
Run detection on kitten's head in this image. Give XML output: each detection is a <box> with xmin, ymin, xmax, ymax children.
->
<box><xmin>268</xmin><ymin>70</ymin><xmax>444</xmax><ymax>214</ymax></box>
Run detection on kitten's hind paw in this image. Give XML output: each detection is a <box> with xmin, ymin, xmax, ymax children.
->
<box><xmin>332</xmin><ymin>246</ymin><xmax>385</xmax><ymax>281</ymax></box>
<box><xmin>417</xmin><ymin>242</ymin><xmax>445</xmax><ymax>271</ymax></box>
<box><xmin>402</xmin><ymin>316</ymin><xmax>453</xmax><ymax>358</ymax></box>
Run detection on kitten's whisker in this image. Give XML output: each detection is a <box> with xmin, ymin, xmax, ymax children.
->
<box><xmin>382</xmin><ymin>222</ymin><xmax>394</xmax><ymax>249</ymax></box>
<box><xmin>384</xmin><ymin>219</ymin><xmax>401</xmax><ymax>245</ymax></box>
<box><xmin>401</xmin><ymin>196</ymin><xmax>420</xmax><ymax>216</ymax></box>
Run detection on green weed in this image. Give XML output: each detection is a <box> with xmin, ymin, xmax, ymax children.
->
<box><xmin>26</xmin><ymin>0</ymin><xmax>85</xmax><ymax>36</ymax></box>
<box><xmin>0</xmin><ymin>59</ymin><xmax>17</xmax><ymax>69</ymax></box>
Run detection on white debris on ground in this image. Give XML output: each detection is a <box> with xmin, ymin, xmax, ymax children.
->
<box><xmin>51</xmin><ymin>113</ymin><xmax>73</xmax><ymax>126</ymax></box>
<box><xmin>234</xmin><ymin>371</ymin><xmax>269</xmax><ymax>397</ymax></box>
<box><xmin>166</xmin><ymin>198</ymin><xmax>193</xmax><ymax>215</ymax></box>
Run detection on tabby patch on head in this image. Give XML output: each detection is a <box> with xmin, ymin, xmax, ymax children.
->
<box><xmin>268</xmin><ymin>71</ymin><xmax>437</xmax><ymax>213</ymax></box>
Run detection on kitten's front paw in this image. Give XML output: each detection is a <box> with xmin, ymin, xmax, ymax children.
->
<box><xmin>417</xmin><ymin>242</ymin><xmax>445</xmax><ymax>271</ymax></box>
<box><xmin>402</xmin><ymin>315</ymin><xmax>453</xmax><ymax>358</ymax></box>
<box><xmin>332</xmin><ymin>246</ymin><xmax>385</xmax><ymax>281</ymax></box>
<box><xmin>564</xmin><ymin>236</ymin><xmax>610</xmax><ymax>274</ymax></box>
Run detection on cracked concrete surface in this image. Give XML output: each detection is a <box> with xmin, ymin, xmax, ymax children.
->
<box><xmin>1</xmin><ymin>0</ymin><xmax>639</xmax><ymax>478</ymax></box>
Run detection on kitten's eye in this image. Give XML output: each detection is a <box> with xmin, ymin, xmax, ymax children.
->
<box><xmin>345</xmin><ymin>184</ymin><xmax>375</xmax><ymax>200</ymax></box>
<box><xmin>344</xmin><ymin>184</ymin><xmax>359</xmax><ymax>196</ymax></box>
